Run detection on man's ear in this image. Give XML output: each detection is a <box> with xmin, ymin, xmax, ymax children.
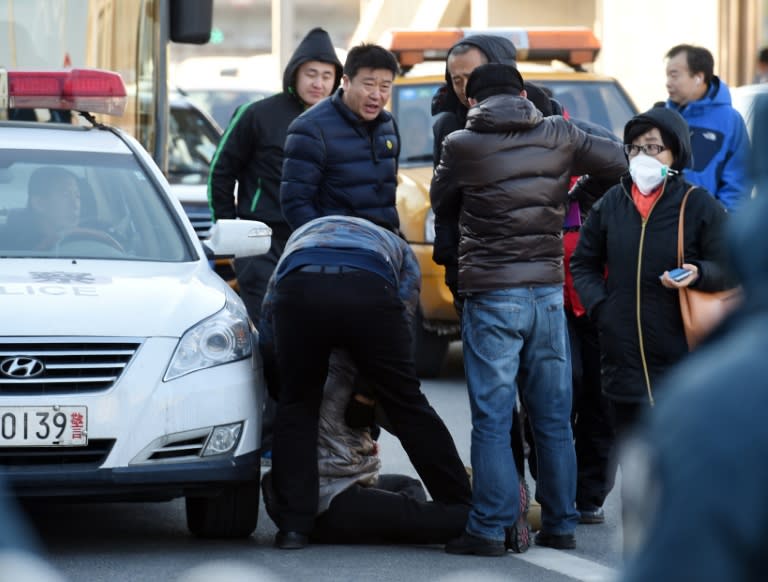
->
<box><xmin>341</xmin><ymin>74</ymin><xmax>350</xmax><ymax>91</ymax></box>
<box><xmin>468</xmin><ymin>97</ymin><xmax>478</xmax><ymax>107</ymax></box>
<box><xmin>520</xmin><ymin>89</ymin><xmax>528</xmax><ymax>99</ymax></box>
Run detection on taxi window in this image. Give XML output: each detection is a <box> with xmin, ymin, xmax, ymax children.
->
<box><xmin>535</xmin><ymin>80</ymin><xmax>636</xmax><ymax>139</ymax></box>
<box><xmin>392</xmin><ymin>83</ymin><xmax>438</xmax><ymax>166</ymax></box>
<box><xmin>0</xmin><ymin>151</ymin><xmax>195</xmax><ymax>262</ymax></box>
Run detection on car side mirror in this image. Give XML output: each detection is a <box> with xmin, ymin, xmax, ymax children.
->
<box><xmin>205</xmin><ymin>219</ymin><xmax>272</xmax><ymax>258</ymax></box>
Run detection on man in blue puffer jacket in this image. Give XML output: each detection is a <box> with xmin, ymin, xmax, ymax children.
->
<box><xmin>280</xmin><ymin>43</ymin><xmax>401</xmax><ymax>232</ymax></box>
<box><xmin>665</xmin><ymin>44</ymin><xmax>752</xmax><ymax>211</ymax></box>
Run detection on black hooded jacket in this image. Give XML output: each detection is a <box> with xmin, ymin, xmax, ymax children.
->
<box><xmin>571</xmin><ymin>107</ymin><xmax>732</xmax><ymax>404</ymax></box>
<box><xmin>207</xmin><ymin>28</ymin><xmax>343</xmax><ymax>241</ymax></box>
<box><xmin>430</xmin><ymin>35</ymin><xmax>518</xmax><ymax>294</ymax></box>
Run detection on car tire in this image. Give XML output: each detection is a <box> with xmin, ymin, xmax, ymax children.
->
<box><xmin>413</xmin><ymin>309</ymin><xmax>450</xmax><ymax>379</ymax></box>
<box><xmin>185</xmin><ymin>478</ymin><xmax>260</xmax><ymax>539</ymax></box>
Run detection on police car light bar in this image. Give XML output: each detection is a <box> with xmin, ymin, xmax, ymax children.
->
<box><xmin>379</xmin><ymin>27</ymin><xmax>601</xmax><ymax>69</ymax></box>
<box><xmin>3</xmin><ymin>68</ymin><xmax>127</xmax><ymax>116</ymax></box>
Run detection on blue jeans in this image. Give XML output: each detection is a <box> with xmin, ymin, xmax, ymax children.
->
<box><xmin>462</xmin><ymin>285</ymin><xmax>579</xmax><ymax>540</ymax></box>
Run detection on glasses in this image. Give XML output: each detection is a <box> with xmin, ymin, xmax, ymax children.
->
<box><xmin>624</xmin><ymin>144</ymin><xmax>667</xmax><ymax>157</ymax></box>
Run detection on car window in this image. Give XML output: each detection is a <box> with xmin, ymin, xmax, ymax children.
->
<box><xmin>536</xmin><ymin>80</ymin><xmax>636</xmax><ymax>138</ymax></box>
<box><xmin>168</xmin><ymin>105</ymin><xmax>221</xmax><ymax>186</ymax></box>
<box><xmin>0</xmin><ymin>150</ymin><xmax>195</xmax><ymax>262</ymax></box>
<box><xmin>392</xmin><ymin>79</ymin><xmax>636</xmax><ymax>152</ymax></box>
<box><xmin>392</xmin><ymin>83</ymin><xmax>437</xmax><ymax>167</ymax></box>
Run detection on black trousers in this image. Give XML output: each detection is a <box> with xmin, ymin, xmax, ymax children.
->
<box><xmin>271</xmin><ymin>270</ymin><xmax>472</xmax><ymax>533</ymax></box>
<box><xmin>312</xmin><ymin>474</ymin><xmax>469</xmax><ymax>544</ymax></box>
<box><xmin>569</xmin><ymin>312</ymin><xmax>617</xmax><ymax>510</ymax></box>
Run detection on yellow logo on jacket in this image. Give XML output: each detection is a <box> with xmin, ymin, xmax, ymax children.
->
<box><xmin>386</xmin><ymin>139</ymin><xmax>393</xmax><ymax>150</ymax></box>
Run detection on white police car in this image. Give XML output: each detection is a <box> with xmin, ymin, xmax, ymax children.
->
<box><xmin>0</xmin><ymin>68</ymin><xmax>271</xmax><ymax>538</ymax></box>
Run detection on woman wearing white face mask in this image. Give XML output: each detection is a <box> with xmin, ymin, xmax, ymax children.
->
<box><xmin>570</xmin><ymin>106</ymin><xmax>733</xmax><ymax>443</ymax></box>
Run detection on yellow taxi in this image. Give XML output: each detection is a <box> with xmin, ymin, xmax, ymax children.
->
<box><xmin>381</xmin><ymin>28</ymin><xmax>638</xmax><ymax>376</ymax></box>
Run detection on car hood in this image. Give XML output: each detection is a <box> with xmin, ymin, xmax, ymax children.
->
<box><xmin>0</xmin><ymin>260</ymin><xmax>229</xmax><ymax>337</ymax></box>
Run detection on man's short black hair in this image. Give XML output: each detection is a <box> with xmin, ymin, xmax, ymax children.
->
<box><xmin>666</xmin><ymin>44</ymin><xmax>714</xmax><ymax>86</ymax></box>
<box><xmin>759</xmin><ymin>46</ymin><xmax>768</xmax><ymax>65</ymax></box>
<box><xmin>344</xmin><ymin>44</ymin><xmax>399</xmax><ymax>79</ymax></box>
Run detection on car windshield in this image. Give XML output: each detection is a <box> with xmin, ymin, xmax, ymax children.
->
<box><xmin>0</xmin><ymin>150</ymin><xmax>195</xmax><ymax>262</ymax></box>
<box><xmin>392</xmin><ymin>79</ymin><xmax>636</xmax><ymax>166</ymax></box>
<box><xmin>392</xmin><ymin>83</ymin><xmax>438</xmax><ymax>167</ymax></box>
<box><xmin>535</xmin><ymin>80</ymin><xmax>636</xmax><ymax>138</ymax></box>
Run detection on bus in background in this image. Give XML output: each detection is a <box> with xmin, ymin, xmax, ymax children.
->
<box><xmin>0</xmin><ymin>0</ymin><xmax>213</xmax><ymax>175</ymax></box>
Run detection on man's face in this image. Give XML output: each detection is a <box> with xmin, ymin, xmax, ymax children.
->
<box><xmin>666</xmin><ymin>51</ymin><xmax>704</xmax><ymax>106</ymax></box>
<box><xmin>342</xmin><ymin>67</ymin><xmax>394</xmax><ymax>121</ymax></box>
<box><xmin>32</xmin><ymin>176</ymin><xmax>81</xmax><ymax>234</ymax></box>
<box><xmin>295</xmin><ymin>60</ymin><xmax>337</xmax><ymax>106</ymax></box>
<box><xmin>448</xmin><ymin>47</ymin><xmax>488</xmax><ymax>108</ymax></box>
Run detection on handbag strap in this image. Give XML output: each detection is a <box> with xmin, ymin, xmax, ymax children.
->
<box><xmin>677</xmin><ymin>186</ymin><xmax>697</xmax><ymax>267</ymax></box>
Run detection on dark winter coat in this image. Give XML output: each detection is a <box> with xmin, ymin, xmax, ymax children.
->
<box><xmin>619</xmin><ymin>191</ymin><xmax>768</xmax><ymax>582</ymax></box>
<box><xmin>207</xmin><ymin>28</ymin><xmax>343</xmax><ymax>239</ymax></box>
<box><xmin>280</xmin><ymin>90</ymin><xmax>400</xmax><ymax>232</ymax></box>
<box><xmin>430</xmin><ymin>35</ymin><xmax>518</xmax><ymax>293</ymax></box>
<box><xmin>430</xmin><ymin>94</ymin><xmax>626</xmax><ymax>293</ymax></box>
<box><xmin>571</xmin><ymin>176</ymin><xmax>730</xmax><ymax>404</ymax></box>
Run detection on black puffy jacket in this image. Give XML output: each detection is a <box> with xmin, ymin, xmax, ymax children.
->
<box><xmin>430</xmin><ymin>94</ymin><xmax>626</xmax><ymax>293</ymax></box>
<box><xmin>280</xmin><ymin>90</ymin><xmax>400</xmax><ymax>232</ymax></box>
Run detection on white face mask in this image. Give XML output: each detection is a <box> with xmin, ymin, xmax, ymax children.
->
<box><xmin>629</xmin><ymin>153</ymin><xmax>671</xmax><ymax>195</ymax></box>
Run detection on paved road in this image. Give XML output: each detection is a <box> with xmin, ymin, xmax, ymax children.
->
<box><xmin>22</xmin><ymin>343</ymin><xmax>624</xmax><ymax>582</ymax></box>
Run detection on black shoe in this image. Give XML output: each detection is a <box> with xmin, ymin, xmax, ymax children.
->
<box><xmin>275</xmin><ymin>530</ymin><xmax>309</xmax><ymax>550</ymax></box>
<box><xmin>535</xmin><ymin>531</ymin><xmax>576</xmax><ymax>550</ymax></box>
<box><xmin>578</xmin><ymin>506</ymin><xmax>605</xmax><ymax>524</ymax></box>
<box><xmin>445</xmin><ymin>531</ymin><xmax>506</xmax><ymax>557</ymax></box>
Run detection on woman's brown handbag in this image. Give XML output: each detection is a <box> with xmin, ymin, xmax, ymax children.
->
<box><xmin>677</xmin><ymin>187</ymin><xmax>741</xmax><ymax>350</ymax></box>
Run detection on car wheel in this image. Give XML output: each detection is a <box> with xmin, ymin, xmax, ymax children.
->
<box><xmin>413</xmin><ymin>309</ymin><xmax>450</xmax><ymax>378</ymax></box>
<box><xmin>185</xmin><ymin>479</ymin><xmax>260</xmax><ymax>538</ymax></box>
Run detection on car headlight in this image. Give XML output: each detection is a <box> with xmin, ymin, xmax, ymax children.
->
<box><xmin>164</xmin><ymin>300</ymin><xmax>252</xmax><ymax>381</ymax></box>
<box><xmin>424</xmin><ymin>208</ymin><xmax>436</xmax><ymax>243</ymax></box>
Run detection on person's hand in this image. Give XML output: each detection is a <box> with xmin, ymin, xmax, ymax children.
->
<box><xmin>660</xmin><ymin>262</ymin><xmax>699</xmax><ymax>289</ymax></box>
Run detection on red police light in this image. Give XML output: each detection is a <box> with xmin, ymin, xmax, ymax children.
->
<box><xmin>6</xmin><ymin>69</ymin><xmax>127</xmax><ymax>116</ymax></box>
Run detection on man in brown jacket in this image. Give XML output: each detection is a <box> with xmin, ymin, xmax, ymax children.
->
<box><xmin>431</xmin><ymin>63</ymin><xmax>626</xmax><ymax>556</ymax></box>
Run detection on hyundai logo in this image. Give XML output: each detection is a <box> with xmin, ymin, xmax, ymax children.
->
<box><xmin>0</xmin><ymin>357</ymin><xmax>45</xmax><ymax>378</ymax></box>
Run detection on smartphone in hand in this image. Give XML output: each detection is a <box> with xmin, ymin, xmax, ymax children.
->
<box><xmin>667</xmin><ymin>267</ymin><xmax>693</xmax><ymax>282</ymax></box>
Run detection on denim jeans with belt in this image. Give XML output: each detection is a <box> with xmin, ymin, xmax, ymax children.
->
<box><xmin>462</xmin><ymin>285</ymin><xmax>579</xmax><ymax>540</ymax></box>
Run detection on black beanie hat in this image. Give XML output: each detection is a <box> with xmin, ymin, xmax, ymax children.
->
<box><xmin>466</xmin><ymin>63</ymin><xmax>525</xmax><ymax>102</ymax></box>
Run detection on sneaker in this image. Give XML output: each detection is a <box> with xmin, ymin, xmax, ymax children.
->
<box><xmin>505</xmin><ymin>477</ymin><xmax>531</xmax><ymax>553</ymax></box>
<box><xmin>578</xmin><ymin>506</ymin><xmax>605</xmax><ymax>524</ymax></box>
<box><xmin>534</xmin><ymin>531</ymin><xmax>576</xmax><ymax>550</ymax></box>
<box><xmin>445</xmin><ymin>531</ymin><xmax>506</xmax><ymax>557</ymax></box>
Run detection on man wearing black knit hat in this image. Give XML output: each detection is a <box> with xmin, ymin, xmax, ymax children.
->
<box><xmin>432</xmin><ymin>63</ymin><xmax>626</xmax><ymax>556</ymax></box>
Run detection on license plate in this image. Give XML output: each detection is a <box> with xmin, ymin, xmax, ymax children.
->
<box><xmin>0</xmin><ymin>406</ymin><xmax>87</xmax><ymax>446</ymax></box>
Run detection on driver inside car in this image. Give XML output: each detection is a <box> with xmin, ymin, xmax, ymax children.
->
<box><xmin>1</xmin><ymin>166</ymin><xmax>83</xmax><ymax>251</ymax></box>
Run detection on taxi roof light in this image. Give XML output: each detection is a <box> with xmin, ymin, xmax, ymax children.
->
<box><xmin>379</xmin><ymin>27</ymin><xmax>601</xmax><ymax>71</ymax></box>
<box><xmin>5</xmin><ymin>69</ymin><xmax>127</xmax><ymax>116</ymax></box>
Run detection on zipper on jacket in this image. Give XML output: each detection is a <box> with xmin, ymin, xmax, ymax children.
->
<box><xmin>632</xmin><ymin>180</ymin><xmax>668</xmax><ymax>407</ymax></box>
